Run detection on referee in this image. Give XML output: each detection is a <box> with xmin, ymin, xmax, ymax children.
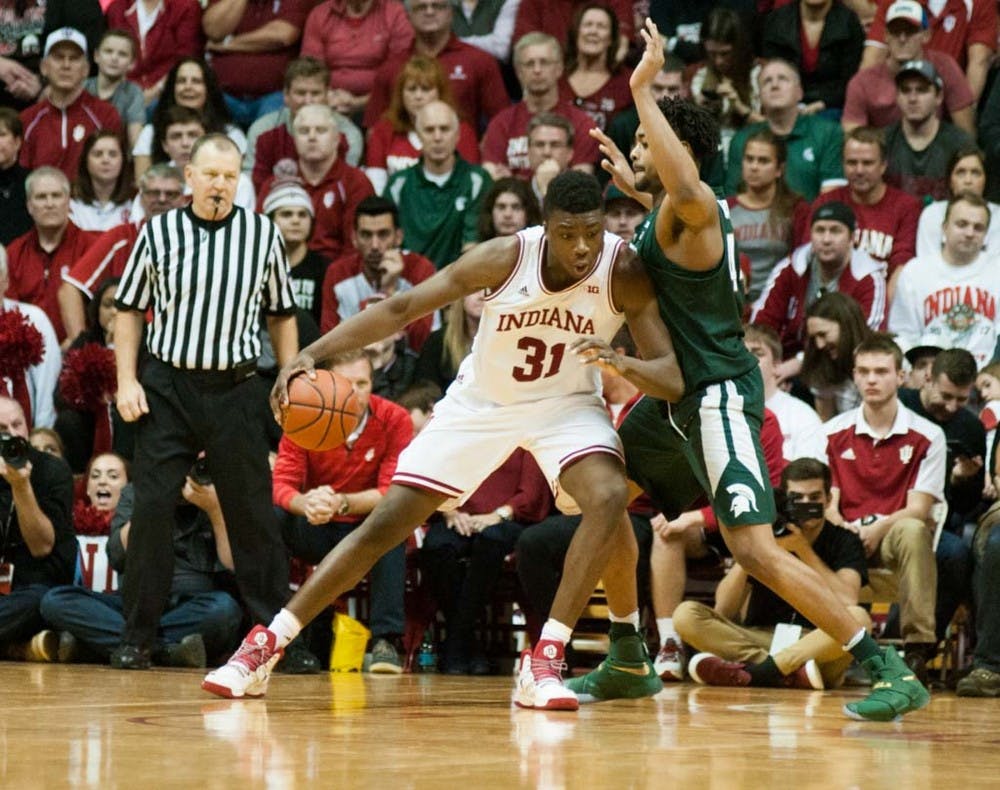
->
<box><xmin>113</xmin><ymin>134</ymin><xmax>298</xmax><ymax>669</ymax></box>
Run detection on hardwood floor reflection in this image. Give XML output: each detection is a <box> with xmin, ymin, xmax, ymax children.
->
<box><xmin>3</xmin><ymin>664</ymin><xmax>1000</xmax><ymax>788</ymax></box>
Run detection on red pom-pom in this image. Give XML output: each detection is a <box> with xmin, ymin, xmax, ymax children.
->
<box><xmin>60</xmin><ymin>344</ymin><xmax>117</xmax><ymax>411</ymax></box>
<box><xmin>0</xmin><ymin>308</ymin><xmax>44</xmax><ymax>380</ymax></box>
<box><xmin>73</xmin><ymin>500</ymin><xmax>112</xmax><ymax>536</ymax></box>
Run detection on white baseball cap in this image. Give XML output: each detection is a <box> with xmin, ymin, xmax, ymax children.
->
<box><xmin>886</xmin><ymin>0</ymin><xmax>927</xmax><ymax>29</ymax></box>
<box><xmin>44</xmin><ymin>27</ymin><xmax>87</xmax><ymax>58</ymax></box>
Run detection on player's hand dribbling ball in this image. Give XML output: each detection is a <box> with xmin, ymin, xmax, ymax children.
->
<box><xmin>280</xmin><ymin>369</ymin><xmax>363</xmax><ymax>451</ymax></box>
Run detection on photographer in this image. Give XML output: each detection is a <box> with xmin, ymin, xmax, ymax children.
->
<box><xmin>0</xmin><ymin>396</ymin><xmax>76</xmax><ymax>661</ymax></box>
<box><xmin>39</xmin><ymin>459</ymin><xmax>243</xmax><ymax>667</ymax></box>
<box><xmin>675</xmin><ymin>458</ymin><xmax>871</xmax><ymax>690</ymax></box>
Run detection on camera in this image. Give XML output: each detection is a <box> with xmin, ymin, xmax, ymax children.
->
<box><xmin>772</xmin><ymin>489</ymin><xmax>825</xmax><ymax>537</ymax></box>
<box><xmin>0</xmin><ymin>433</ymin><xmax>30</xmax><ymax>469</ymax></box>
<box><xmin>189</xmin><ymin>457</ymin><xmax>212</xmax><ymax>485</ymax></box>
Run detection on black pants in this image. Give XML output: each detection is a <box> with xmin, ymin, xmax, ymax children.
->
<box><xmin>122</xmin><ymin>358</ymin><xmax>289</xmax><ymax>648</ymax></box>
<box><xmin>515</xmin><ymin>512</ymin><xmax>653</xmax><ymax>626</ymax></box>
<box><xmin>420</xmin><ymin>519</ymin><xmax>526</xmax><ymax>660</ymax></box>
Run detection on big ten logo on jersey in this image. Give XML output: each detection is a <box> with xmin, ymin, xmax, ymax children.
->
<box><xmin>76</xmin><ymin>536</ymin><xmax>119</xmax><ymax>593</ymax></box>
<box><xmin>293</xmin><ymin>278</ymin><xmax>316</xmax><ymax>312</ymax></box>
<box><xmin>506</xmin><ymin>136</ymin><xmax>530</xmax><ymax>171</ymax></box>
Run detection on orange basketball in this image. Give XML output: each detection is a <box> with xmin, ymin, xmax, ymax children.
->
<box><xmin>281</xmin><ymin>369</ymin><xmax>363</xmax><ymax>451</ymax></box>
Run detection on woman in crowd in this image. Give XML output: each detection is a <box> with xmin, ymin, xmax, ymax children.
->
<box><xmin>415</xmin><ymin>290</ymin><xmax>485</xmax><ymax>393</ymax></box>
<box><xmin>800</xmin><ymin>292</ymin><xmax>870</xmax><ymax>421</ymax></box>
<box><xmin>559</xmin><ymin>2</ymin><xmax>632</xmax><ymax>131</ymax></box>
<box><xmin>133</xmin><ymin>58</ymin><xmax>246</xmax><ymax>179</ymax></box>
<box><xmin>690</xmin><ymin>7</ymin><xmax>761</xmax><ymax>162</ymax></box>
<box><xmin>727</xmin><ymin>129</ymin><xmax>810</xmax><ymax>303</ymax></box>
<box><xmin>83</xmin><ymin>452</ymin><xmax>129</xmax><ymax>518</ymax></box>
<box><xmin>364</xmin><ymin>56</ymin><xmax>480</xmax><ymax>195</ymax></box>
<box><xmin>70</xmin><ymin>131</ymin><xmax>134</xmax><ymax>232</ymax></box>
<box><xmin>29</xmin><ymin>427</ymin><xmax>65</xmax><ymax>458</ymax></box>
<box><xmin>477</xmin><ymin>177</ymin><xmax>540</xmax><ymax>241</ymax></box>
<box><xmin>916</xmin><ymin>145</ymin><xmax>1000</xmax><ymax>259</ymax></box>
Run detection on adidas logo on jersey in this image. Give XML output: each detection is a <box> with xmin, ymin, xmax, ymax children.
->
<box><xmin>518</xmin><ymin>286</ymin><xmax>529</xmax><ymax>297</ymax></box>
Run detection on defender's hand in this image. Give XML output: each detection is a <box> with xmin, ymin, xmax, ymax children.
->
<box><xmin>271</xmin><ymin>353</ymin><xmax>317</xmax><ymax>424</ymax></box>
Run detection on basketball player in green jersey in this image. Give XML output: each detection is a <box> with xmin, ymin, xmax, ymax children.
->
<box><xmin>568</xmin><ymin>20</ymin><xmax>929</xmax><ymax>722</ymax></box>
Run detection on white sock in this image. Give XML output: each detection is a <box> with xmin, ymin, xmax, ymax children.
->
<box><xmin>656</xmin><ymin>617</ymin><xmax>677</xmax><ymax>646</ymax></box>
<box><xmin>843</xmin><ymin>627</ymin><xmax>867</xmax><ymax>652</ymax></box>
<box><xmin>268</xmin><ymin>608</ymin><xmax>302</xmax><ymax>649</ymax></box>
<box><xmin>539</xmin><ymin>618</ymin><xmax>573</xmax><ymax>645</ymax></box>
<box><xmin>609</xmin><ymin>609</ymin><xmax>640</xmax><ymax>629</ymax></box>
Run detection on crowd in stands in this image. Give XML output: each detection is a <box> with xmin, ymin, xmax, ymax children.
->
<box><xmin>1</xmin><ymin>0</ymin><xmax>1000</xmax><ymax>697</ymax></box>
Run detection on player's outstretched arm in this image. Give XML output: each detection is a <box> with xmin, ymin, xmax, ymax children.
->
<box><xmin>270</xmin><ymin>236</ymin><xmax>519</xmax><ymax>417</ymax></box>
<box><xmin>631</xmin><ymin>19</ymin><xmax>717</xmax><ymax>231</ymax></box>
<box><xmin>589</xmin><ymin>127</ymin><xmax>653</xmax><ymax>210</ymax></box>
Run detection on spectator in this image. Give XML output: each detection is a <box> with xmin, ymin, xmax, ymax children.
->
<box><xmin>679</xmin><ymin>457</ymin><xmax>870</xmax><ymax>690</ymax></box>
<box><xmin>451</xmin><ymin>0</ymin><xmax>520</xmax><ymax>62</ymax></box>
<box><xmin>19</xmin><ymin>28</ymin><xmax>121</xmax><ymax>179</ymax></box>
<box><xmin>726</xmin><ymin>58</ymin><xmax>844</xmax><ymax>200</ymax></box>
<box><xmin>810</xmin><ymin>126</ymin><xmax>922</xmax><ymax>276</ymax></box>
<box><xmin>386</xmin><ymin>100</ymin><xmax>491</xmax><ymax>268</ymax></box>
<box><xmin>978</xmin><ymin>362</ymin><xmax>1000</xmax><ymax>487</ymax></box>
<box><xmin>744</xmin><ymin>323</ymin><xmax>824</xmax><ymax>462</ymax></box>
<box><xmin>363</xmin><ymin>55</ymin><xmax>480</xmax><ymax>195</ymax></box>
<box><xmin>649</xmin><ymin>1</ymin><xmax>759</xmax><ymax>65</ymax></box>
<box><xmin>842</xmin><ymin>1</ymin><xmax>974</xmax><ymax>134</ymax></box>
<box><xmin>363</xmin><ymin>311</ymin><xmax>419</xmax><ymax>401</ymax></box>
<box><xmin>201</xmin><ymin>0</ymin><xmax>312</xmax><ymax>129</ymax></box>
<box><xmin>603</xmin><ymin>184</ymin><xmax>645</xmax><ymax>245</ymax></box>
<box><xmin>524</xmin><ymin>112</ymin><xmax>574</xmax><ymax>206</ymax></box>
<box><xmin>883</xmin><ymin>59</ymin><xmax>973</xmax><ymax>201</ymax></box>
<box><xmin>690</xmin><ymin>7</ymin><xmax>760</xmax><ymax>158</ymax></box>
<box><xmin>5</xmin><ymin>166</ymin><xmax>99</xmax><ymax>342</ymax></box>
<box><xmin>801</xmin><ymin>291</ymin><xmax>871</xmax><ymax>420</ymax></box>
<box><xmin>916</xmin><ymin>145</ymin><xmax>1000</xmax><ymax>259</ymax></box>
<box><xmin>423</xmin><ymin>448</ymin><xmax>552</xmax><ymax>674</ymax></box>
<box><xmin>29</xmin><ymin>427</ymin><xmax>64</xmax><ymax>458</ymax></box>
<box><xmin>42</xmin><ymin>0</ymin><xmax>105</xmax><ymax>71</ymax></box>
<box><xmin>259</xmin><ymin>103</ymin><xmax>374</xmax><ymax>262</ymax></box>
<box><xmin>104</xmin><ymin>0</ymin><xmax>204</xmax><ymax>107</ymax></box>
<box><xmin>957</xmin><ymin>494</ymin><xmax>1000</xmax><ymax>695</ymax></box>
<box><xmin>905</xmin><ymin>344</ymin><xmax>941</xmax><ymax>389</ymax></box>
<box><xmin>971</xmin><ymin>78</ymin><xmax>1000</xmax><ymax>204</ymax></box>
<box><xmin>262</xmin><ymin>179</ymin><xmax>328</xmax><ymax>327</ymax></box>
<box><xmin>246</xmin><ymin>57</ymin><xmax>363</xmax><ymax>191</ymax></box>
<box><xmin>69</xmin><ymin>130</ymin><xmax>134</xmax><ymax>232</ymax></box>
<box><xmin>512</xmin><ymin>0</ymin><xmax>633</xmax><ymax>56</ymax></box>
<box><xmin>320</xmin><ymin>195</ymin><xmax>436</xmax><ymax>352</ymax></box>
<box><xmin>133</xmin><ymin>57</ymin><xmax>247</xmax><ymax>181</ymax></box>
<box><xmin>40</xmin><ymin>477</ymin><xmax>244</xmax><ymax>667</ymax></box>
<box><xmin>482</xmin><ymin>33</ymin><xmax>599</xmax><ymax>181</ymax></box>
<box><xmin>363</xmin><ymin>0</ymin><xmax>509</xmax><ymax>130</ymax></box>
<box><xmin>897</xmin><ymin>348</ymin><xmax>980</xmax><ymax>642</ymax></box>
<box><xmin>762</xmin><ymin>0</ymin><xmax>865</xmax><ymax>117</ymax></box>
<box><xmin>300</xmin><ymin>0</ymin><xmax>414</xmax><ymax>119</ymax></box>
<box><xmin>861</xmin><ymin>0</ymin><xmax>996</xmax><ymax>102</ymax></box>
<box><xmin>0</xmin><ymin>0</ymin><xmax>43</xmax><ymax>110</ymax></box>
<box><xmin>728</xmin><ymin>128</ymin><xmax>811</xmax><ymax>302</ymax></box>
<box><xmin>84</xmin><ymin>29</ymin><xmax>145</xmax><ymax>148</ymax></box>
<box><xmin>0</xmin><ymin>396</ymin><xmax>75</xmax><ymax>663</ymax></box>
<box><xmin>890</xmin><ymin>193</ymin><xmax>999</xmax><ymax>369</ymax></box>
<box><xmin>0</xmin><ymin>246</ymin><xmax>59</xmax><ymax>430</ymax></box>
<box><xmin>415</xmin><ymin>290</ymin><xmax>483</xmax><ymax>392</ymax></box>
<box><xmin>752</xmin><ymin>201</ymin><xmax>887</xmax><ymax>363</ymax></box>
<box><xmin>808</xmin><ymin>334</ymin><xmax>945</xmax><ymax>681</ymax></box>
<box><xmin>0</xmin><ymin>107</ymin><xmax>31</xmax><ymax>245</ymax></box>
<box><xmin>559</xmin><ymin>3</ymin><xmax>632</xmax><ymax>132</ymax></box>
<box><xmin>477</xmin><ymin>177</ymin><xmax>540</xmax><ymax>241</ymax></box>
<box><xmin>273</xmin><ymin>350</ymin><xmax>414</xmax><ymax>673</ymax></box>
<box><xmin>59</xmin><ymin>164</ymin><xmax>186</xmax><ymax>342</ymax></box>
<box><xmin>81</xmin><ymin>451</ymin><xmax>129</xmax><ymax>519</ymax></box>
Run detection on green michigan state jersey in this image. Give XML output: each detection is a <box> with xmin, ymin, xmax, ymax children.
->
<box><xmin>632</xmin><ymin>201</ymin><xmax>757</xmax><ymax>395</ymax></box>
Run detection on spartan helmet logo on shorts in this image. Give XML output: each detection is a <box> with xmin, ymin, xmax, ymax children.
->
<box><xmin>726</xmin><ymin>483</ymin><xmax>758</xmax><ymax>518</ymax></box>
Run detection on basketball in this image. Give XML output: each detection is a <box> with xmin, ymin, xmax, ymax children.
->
<box><xmin>281</xmin><ymin>369</ymin><xmax>363</xmax><ymax>451</ymax></box>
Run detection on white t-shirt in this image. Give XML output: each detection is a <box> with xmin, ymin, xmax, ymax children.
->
<box><xmin>766</xmin><ymin>389</ymin><xmax>824</xmax><ymax>462</ymax></box>
<box><xmin>69</xmin><ymin>199</ymin><xmax>132</xmax><ymax>232</ymax></box>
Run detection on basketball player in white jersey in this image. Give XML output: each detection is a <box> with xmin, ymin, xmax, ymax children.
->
<box><xmin>202</xmin><ymin>171</ymin><xmax>683</xmax><ymax>709</ymax></box>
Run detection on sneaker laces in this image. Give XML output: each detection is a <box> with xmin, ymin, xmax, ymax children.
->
<box><xmin>229</xmin><ymin>637</ymin><xmax>277</xmax><ymax>676</ymax></box>
<box><xmin>531</xmin><ymin>655</ymin><xmax>568</xmax><ymax>686</ymax></box>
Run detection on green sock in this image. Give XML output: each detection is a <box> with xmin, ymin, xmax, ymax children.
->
<box><xmin>608</xmin><ymin>622</ymin><xmax>638</xmax><ymax>641</ymax></box>
<box><xmin>847</xmin><ymin>632</ymin><xmax>880</xmax><ymax>663</ymax></box>
<box><xmin>747</xmin><ymin>656</ymin><xmax>783</xmax><ymax>687</ymax></box>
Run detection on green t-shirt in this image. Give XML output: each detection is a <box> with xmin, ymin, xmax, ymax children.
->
<box><xmin>632</xmin><ymin>202</ymin><xmax>757</xmax><ymax>395</ymax></box>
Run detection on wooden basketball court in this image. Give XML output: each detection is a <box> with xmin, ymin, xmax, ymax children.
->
<box><xmin>5</xmin><ymin>663</ymin><xmax>1000</xmax><ymax>788</ymax></box>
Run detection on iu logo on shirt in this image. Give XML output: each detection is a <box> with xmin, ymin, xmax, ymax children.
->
<box><xmin>899</xmin><ymin>445</ymin><xmax>914</xmax><ymax>464</ymax></box>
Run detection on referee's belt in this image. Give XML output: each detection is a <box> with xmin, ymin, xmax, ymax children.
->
<box><xmin>169</xmin><ymin>360</ymin><xmax>257</xmax><ymax>386</ymax></box>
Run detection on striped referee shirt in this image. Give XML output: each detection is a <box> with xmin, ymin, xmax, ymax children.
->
<box><xmin>115</xmin><ymin>206</ymin><xmax>297</xmax><ymax>370</ymax></box>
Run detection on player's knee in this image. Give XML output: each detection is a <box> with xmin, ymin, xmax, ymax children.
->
<box><xmin>578</xmin><ymin>478</ymin><xmax>629</xmax><ymax>519</ymax></box>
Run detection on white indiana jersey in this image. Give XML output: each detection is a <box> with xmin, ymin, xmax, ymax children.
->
<box><xmin>452</xmin><ymin>225</ymin><xmax>626</xmax><ymax>406</ymax></box>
